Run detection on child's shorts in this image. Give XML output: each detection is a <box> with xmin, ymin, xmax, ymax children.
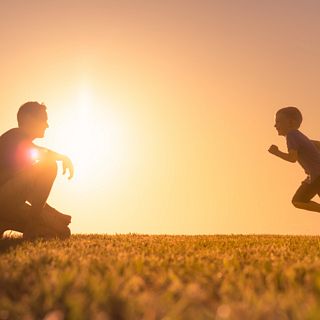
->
<box><xmin>292</xmin><ymin>176</ymin><xmax>320</xmax><ymax>203</ymax></box>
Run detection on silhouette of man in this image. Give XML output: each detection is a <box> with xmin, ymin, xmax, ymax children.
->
<box><xmin>0</xmin><ymin>102</ymin><xmax>73</xmax><ymax>239</ymax></box>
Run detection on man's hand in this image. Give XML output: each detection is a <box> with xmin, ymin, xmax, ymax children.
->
<box><xmin>268</xmin><ymin>145</ymin><xmax>279</xmax><ymax>155</ymax></box>
<box><xmin>34</xmin><ymin>145</ymin><xmax>74</xmax><ymax>179</ymax></box>
<box><xmin>62</xmin><ymin>156</ymin><xmax>74</xmax><ymax>180</ymax></box>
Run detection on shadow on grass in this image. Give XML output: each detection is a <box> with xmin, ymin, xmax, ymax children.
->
<box><xmin>0</xmin><ymin>236</ymin><xmax>24</xmax><ymax>254</ymax></box>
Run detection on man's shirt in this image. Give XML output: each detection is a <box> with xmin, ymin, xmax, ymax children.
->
<box><xmin>0</xmin><ymin>128</ymin><xmax>35</xmax><ymax>186</ymax></box>
<box><xmin>286</xmin><ymin>129</ymin><xmax>320</xmax><ymax>181</ymax></box>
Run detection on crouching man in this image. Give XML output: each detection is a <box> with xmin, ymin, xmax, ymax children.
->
<box><xmin>0</xmin><ymin>101</ymin><xmax>73</xmax><ymax>240</ymax></box>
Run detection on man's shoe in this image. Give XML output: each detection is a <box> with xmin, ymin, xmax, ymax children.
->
<box><xmin>23</xmin><ymin>222</ymin><xmax>57</xmax><ymax>240</ymax></box>
<box><xmin>0</xmin><ymin>219</ymin><xmax>26</xmax><ymax>236</ymax></box>
<box><xmin>44</xmin><ymin>204</ymin><xmax>71</xmax><ymax>225</ymax></box>
<box><xmin>58</xmin><ymin>226</ymin><xmax>71</xmax><ymax>239</ymax></box>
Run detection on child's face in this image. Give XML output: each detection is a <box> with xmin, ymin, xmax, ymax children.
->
<box><xmin>274</xmin><ymin>113</ymin><xmax>296</xmax><ymax>136</ymax></box>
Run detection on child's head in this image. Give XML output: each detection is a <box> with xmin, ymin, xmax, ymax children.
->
<box><xmin>274</xmin><ymin>106</ymin><xmax>302</xmax><ymax>136</ymax></box>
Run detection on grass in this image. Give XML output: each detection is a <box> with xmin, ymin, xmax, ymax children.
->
<box><xmin>1</xmin><ymin>234</ymin><xmax>320</xmax><ymax>319</ymax></box>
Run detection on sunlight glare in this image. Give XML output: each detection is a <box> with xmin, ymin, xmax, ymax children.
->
<box><xmin>30</xmin><ymin>148</ymin><xmax>39</xmax><ymax>162</ymax></box>
<box><xmin>53</xmin><ymin>87</ymin><xmax>130</xmax><ymax>187</ymax></box>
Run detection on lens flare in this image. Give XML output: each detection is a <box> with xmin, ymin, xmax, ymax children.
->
<box><xmin>30</xmin><ymin>148</ymin><xmax>39</xmax><ymax>162</ymax></box>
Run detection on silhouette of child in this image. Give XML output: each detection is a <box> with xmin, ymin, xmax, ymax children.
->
<box><xmin>0</xmin><ymin>102</ymin><xmax>73</xmax><ymax>239</ymax></box>
<box><xmin>269</xmin><ymin>106</ymin><xmax>320</xmax><ymax>213</ymax></box>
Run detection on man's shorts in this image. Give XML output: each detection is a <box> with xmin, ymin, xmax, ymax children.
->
<box><xmin>292</xmin><ymin>176</ymin><xmax>320</xmax><ymax>203</ymax></box>
<box><xmin>0</xmin><ymin>167</ymin><xmax>36</xmax><ymax>222</ymax></box>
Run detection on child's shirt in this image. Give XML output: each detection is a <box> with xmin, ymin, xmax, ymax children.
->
<box><xmin>286</xmin><ymin>129</ymin><xmax>320</xmax><ymax>181</ymax></box>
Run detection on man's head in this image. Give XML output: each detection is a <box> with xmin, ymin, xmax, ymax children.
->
<box><xmin>274</xmin><ymin>106</ymin><xmax>302</xmax><ymax>136</ymax></box>
<box><xmin>17</xmin><ymin>102</ymin><xmax>49</xmax><ymax>139</ymax></box>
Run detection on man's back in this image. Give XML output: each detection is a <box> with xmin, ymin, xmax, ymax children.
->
<box><xmin>0</xmin><ymin>128</ymin><xmax>34</xmax><ymax>186</ymax></box>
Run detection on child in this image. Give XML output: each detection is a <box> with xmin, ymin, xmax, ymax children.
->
<box><xmin>268</xmin><ymin>106</ymin><xmax>320</xmax><ymax>213</ymax></box>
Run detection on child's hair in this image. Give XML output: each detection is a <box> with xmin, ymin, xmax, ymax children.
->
<box><xmin>276</xmin><ymin>106</ymin><xmax>303</xmax><ymax>127</ymax></box>
<box><xmin>17</xmin><ymin>101</ymin><xmax>47</xmax><ymax>127</ymax></box>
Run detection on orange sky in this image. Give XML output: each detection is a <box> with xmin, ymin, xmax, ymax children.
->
<box><xmin>1</xmin><ymin>0</ymin><xmax>320</xmax><ymax>234</ymax></box>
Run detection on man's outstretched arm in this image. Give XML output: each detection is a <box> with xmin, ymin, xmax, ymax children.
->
<box><xmin>268</xmin><ymin>145</ymin><xmax>298</xmax><ymax>163</ymax></box>
<box><xmin>34</xmin><ymin>145</ymin><xmax>74</xmax><ymax>179</ymax></box>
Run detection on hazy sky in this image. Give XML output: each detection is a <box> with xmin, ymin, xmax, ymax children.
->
<box><xmin>1</xmin><ymin>0</ymin><xmax>320</xmax><ymax>234</ymax></box>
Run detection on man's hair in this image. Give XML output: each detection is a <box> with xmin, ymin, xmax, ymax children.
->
<box><xmin>276</xmin><ymin>106</ymin><xmax>303</xmax><ymax>127</ymax></box>
<box><xmin>17</xmin><ymin>101</ymin><xmax>47</xmax><ymax>126</ymax></box>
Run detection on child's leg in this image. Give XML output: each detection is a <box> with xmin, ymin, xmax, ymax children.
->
<box><xmin>293</xmin><ymin>201</ymin><xmax>320</xmax><ymax>212</ymax></box>
<box><xmin>292</xmin><ymin>177</ymin><xmax>320</xmax><ymax>213</ymax></box>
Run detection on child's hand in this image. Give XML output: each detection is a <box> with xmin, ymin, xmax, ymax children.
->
<box><xmin>268</xmin><ymin>145</ymin><xmax>279</xmax><ymax>155</ymax></box>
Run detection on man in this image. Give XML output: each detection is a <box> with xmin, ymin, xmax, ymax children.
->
<box><xmin>0</xmin><ymin>101</ymin><xmax>73</xmax><ymax>239</ymax></box>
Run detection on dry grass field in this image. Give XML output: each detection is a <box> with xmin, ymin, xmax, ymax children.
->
<box><xmin>1</xmin><ymin>234</ymin><xmax>320</xmax><ymax>319</ymax></box>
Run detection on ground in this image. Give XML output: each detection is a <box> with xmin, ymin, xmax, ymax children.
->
<box><xmin>1</xmin><ymin>234</ymin><xmax>320</xmax><ymax>319</ymax></box>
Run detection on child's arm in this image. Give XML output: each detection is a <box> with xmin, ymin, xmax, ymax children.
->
<box><xmin>268</xmin><ymin>145</ymin><xmax>298</xmax><ymax>163</ymax></box>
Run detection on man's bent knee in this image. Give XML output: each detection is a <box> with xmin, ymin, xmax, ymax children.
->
<box><xmin>35</xmin><ymin>158</ymin><xmax>58</xmax><ymax>177</ymax></box>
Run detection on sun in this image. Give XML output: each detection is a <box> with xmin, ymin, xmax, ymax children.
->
<box><xmin>49</xmin><ymin>88</ymin><xmax>129</xmax><ymax>184</ymax></box>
